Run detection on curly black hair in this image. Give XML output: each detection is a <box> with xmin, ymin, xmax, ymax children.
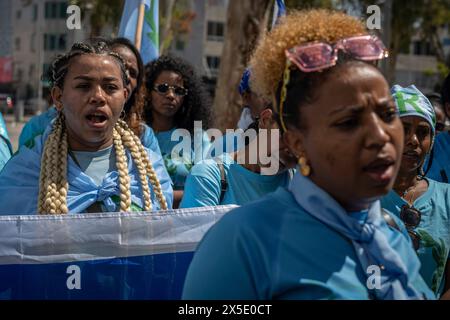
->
<box><xmin>144</xmin><ymin>55</ymin><xmax>211</xmax><ymax>133</ymax></box>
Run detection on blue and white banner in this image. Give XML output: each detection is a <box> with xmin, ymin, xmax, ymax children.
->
<box><xmin>0</xmin><ymin>205</ymin><xmax>236</xmax><ymax>300</ymax></box>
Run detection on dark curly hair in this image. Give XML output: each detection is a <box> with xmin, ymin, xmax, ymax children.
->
<box><xmin>144</xmin><ymin>55</ymin><xmax>211</xmax><ymax>133</ymax></box>
<box><xmin>108</xmin><ymin>37</ymin><xmax>146</xmax><ymax>137</ymax></box>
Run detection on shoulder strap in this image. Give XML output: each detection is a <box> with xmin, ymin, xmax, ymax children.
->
<box><xmin>381</xmin><ymin>209</ymin><xmax>400</xmax><ymax>232</ymax></box>
<box><xmin>217</xmin><ymin>162</ymin><xmax>228</xmax><ymax>204</ymax></box>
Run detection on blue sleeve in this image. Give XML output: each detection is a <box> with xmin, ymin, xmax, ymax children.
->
<box><xmin>147</xmin><ymin>148</ymin><xmax>174</xmax><ymax>209</ymax></box>
<box><xmin>179</xmin><ymin>161</ymin><xmax>222</xmax><ymax>208</ymax></box>
<box><xmin>0</xmin><ymin>136</ymin><xmax>43</xmax><ymax>215</ymax></box>
<box><xmin>18</xmin><ymin>108</ymin><xmax>56</xmax><ymax>148</ymax></box>
<box><xmin>0</xmin><ymin>137</ymin><xmax>12</xmax><ymax>172</ymax></box>
<box><xmin>140</xmin><ymin>124</ymin><xmax>162</xmax><ymax>158</ymax></box>
<box><xmin>182</xmin><ymin>212</ymin><xmax>260</xmax><ymax>299</ymax></box>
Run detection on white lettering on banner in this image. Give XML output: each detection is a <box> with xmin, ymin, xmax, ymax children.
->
<box><xmin>366</xmin><ymin>265</ymin><xmax>381</xmax><ymax>290</ymax></box>
<box><xmin>66</xmin><ymin>265</ymin><xmax>81</xmax><ymax>290</ymax></box>
<box><xmin>366</xmin><ymin>5</ymin><xmax>381</xmax><ymax>30</ymax></box>
<box><xmin>66</xmin><ymin>5</ymin><xmax>81</xmax><ymax>30</ymax></box>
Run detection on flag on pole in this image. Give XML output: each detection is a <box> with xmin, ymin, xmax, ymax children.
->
<box><xmin>271</xmin><ymin>0</ymin><xmax>286</xmax><ymax>29</ymax></box>
<box><xmin>118</xmin><ymin>0</ymin><xmax>159</xmax><ymax>65</ymax></box>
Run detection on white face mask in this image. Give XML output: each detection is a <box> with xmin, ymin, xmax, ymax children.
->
<box><xmin>237</xmin><ymin>107</ymin><xmax>255</xmax><ymax>130</ymax></box>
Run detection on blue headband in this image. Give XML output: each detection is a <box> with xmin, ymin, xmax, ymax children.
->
<box><xmin>391</xmin><ymin>84</ymin><xmax>436</xmax><ymax>138</ymax></box>
<box><xmin>238</xmin><ymin>68</ymin><xmax>251</xmax><ymax>95</ymax></box>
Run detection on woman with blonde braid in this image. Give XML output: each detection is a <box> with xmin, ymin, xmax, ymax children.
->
<box><xmin>0</xmin><ymin>41</ymin><xmax>172</xmax><ymax>214</ymax></box>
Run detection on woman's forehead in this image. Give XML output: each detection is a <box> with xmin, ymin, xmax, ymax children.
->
<box><xmin>67</xmin><ymin>54</ymin><xmax>122</xmax><ymax>78</ymax></box>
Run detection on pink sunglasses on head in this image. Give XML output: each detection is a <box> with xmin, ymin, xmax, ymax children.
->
<box><xmin>285</xmin><ymin>35</ymin><xmax>389</xmax><ymax>73</ymax></box>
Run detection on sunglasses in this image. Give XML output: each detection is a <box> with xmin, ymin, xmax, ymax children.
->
<box><xmin>285</xmin><ymin>35</ymin><xmax>389</xmax><ymax>73</ymax></box>
<box><xmin>153</xmin><ymin>83</ymin><xmax>188</xmax><ymax>97</ymax></box>
<box><xmin>276</xmin><ymin>35</ymin><xmax>389</xmax><ymax>133</ymax></box>
<box><xmin>436</xmin><ymin>122</ymin><xmax>446</xmax><ymax>132</ymax></box>
<box><xmin>400</xmin><ymin>204</ymin><xmax>422</xmax><ymax>251</ymax></box>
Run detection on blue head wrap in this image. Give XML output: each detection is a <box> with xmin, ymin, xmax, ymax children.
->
<box><xmin>391</xmin><ymin>85</ymin><xmax>436</xmax><ymax>138</ymax></box>
<box><xmin>238</xmin><ymin>68</ymin><xmax>251</xmax><ymax>95</ymax></box>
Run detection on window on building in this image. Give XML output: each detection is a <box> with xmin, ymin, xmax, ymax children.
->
<box><xmin>58</xmin><ymin>34</ymin><xmax>67</xmax><ymax>51</ymax></box>
<box><xmin>59</xmin><ymin>2</ymin><xmax>67</xmax><ymax>19</ymax></box>
<box><xmin>45</xmin><ymin>2</ymin><xmax>59</xmax><ymax>19</ymax></box>
<box><xmin>29</xmin><ymin>65</ymin><xmax>35</xmax><ymax>78</ymax></box>
<box><xmin>33</xmin><ymin>4</ymin><xmax>38</xmax><ymax>21</ymax></box>
<box><xmin>15</xmin><ymin>37</ymin><xmax>21</xmax><ymax>51</ymax></box>
<box><xmin>16</xmin><ymin>68</ymin><xmax>23</xmax><ymax>82</ymax></box>
<box><xmin>49</xmin><ymin>34</ymin><xmax>56</xmax><ymax>50</ymax></box>
<box><xmin>30</xmin><ymin>33</ymin><xmax>36</xmax><ymax>52</ymax></box>
<box><xmin>42</xmin><ymin>63</ymin><xmax>51</xmax><ymax>82</ymax></box>
<box><xmin>207</xmin><ymin>21</ymin><xmax>225</xmax><ymax>41</ymax></box>
<box><xmin>206</xmin><ymin>56</ymin><xmax>221</xmax><ymax>76</ymax></box>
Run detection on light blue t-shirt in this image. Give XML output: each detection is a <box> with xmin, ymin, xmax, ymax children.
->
<box><xmin>182</xmin><ymin>186</ymin><xmax>434</xmax><ymax>300</ymax></box>
<box><xmin>0</xmin><ymin>113</ymin><xmax>12</xmax><ymax>172</ymax></box>
<box><xmin>155</xmin><ymin>127</ymin><xmax>211</xmax><ymax>190</ymax></box>
<box><xmin>381</xmin><ymin>178</ymin><xmax>450</xmax><ymax>296</ymax></box>
<box><xmin>180</xmin><ymin>154</ymin><xmax>293</xmax><ymax>208</ymax></box>
<box><xmin>71</xmin><ymin>146</ymin><xmax>116</xmax><ymax>186</ymax></box>
<box><xmin>426</xmin><ymin>132</ymin><xmax>450</xmax><ymax>183</ymax></box>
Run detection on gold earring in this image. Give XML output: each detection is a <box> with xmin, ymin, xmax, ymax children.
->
<box><xmin>298</xmin><ymin>156</ymin><xmax>311</xmax><ymax>177</ymax></box>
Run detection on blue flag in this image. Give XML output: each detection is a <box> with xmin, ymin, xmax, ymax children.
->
<box><xmin>272</xmin><ymin>0</ymin><xmax>286</xmax><ymax>28</ymax></box>
<box><xmin>118</xmin><ymin>0</ymin><xmax>159</xmax><ymax>65</ymax></box>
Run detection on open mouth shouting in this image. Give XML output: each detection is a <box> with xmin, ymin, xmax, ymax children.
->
<box><xmin>85</xmin><ymin>110</ymin><xmax>110</xmax><ymax>129</ymax></box>
<box><xmin>362</xmin><ymin>156</ymin><xmax>396</xmax><ymax>185</ymax></box>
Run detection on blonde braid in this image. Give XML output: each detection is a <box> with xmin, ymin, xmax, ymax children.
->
<box><xmin>118</xmin><ymin>120</ymin><xmax>168</xmax><ymax>210</ymax></box>
<box><xmin>114</xmin><ymin>121</ymin><xmax>153</xmax><ymax>211</ymax></box>
<box><xmin>112</xmin><ymin>127</ymin><xmax>132</xmax><ymax>211</ymax></box>
<box><xmin>38</xmin><ymin>114</ymin><xmax>69</xmax><ymax>214</ymax></box>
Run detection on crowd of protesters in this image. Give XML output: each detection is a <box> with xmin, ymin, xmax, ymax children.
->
<box><xmin>0</xmin><ymin>8</ymin><xmax>450</xmax><ymax>300</ymax></box>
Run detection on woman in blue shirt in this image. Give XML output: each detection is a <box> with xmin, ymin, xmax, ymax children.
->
<box><xmin>180</xmin><ymin>103</ymin><xmax>297</xmax><ymax>208</ymax></box>
<box><xmin>18</xmin><ymin>38</ymin><xmax>163</xmax><ymax>161</ymax></box>
<box><xmin>182</xmin><ymin>9</ymin><xmax>433</xmax><ymax>300</ymax></box>
<box><xmin>144</xmin><ymin>55</ymin><xmax>212</xmax><ymax>207</ymax></box>
<box><xmin>381</xmin><ymin>85</ymin><xmax>450</xmax><ymax>298</ymax></box>
<box><xmin>0</xmin><ymin>41</ymin><xmax>172</xmax><ymax>214</ymax></box>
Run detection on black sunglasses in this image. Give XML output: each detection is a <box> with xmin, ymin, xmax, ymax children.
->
<box><xmin>400</xmin><ymin>204</ymin><xmax>422</xmax><ymax>251</ymax></box>
<box><xmin>436</xmin><ymin>122</ymin><xmax>446</xmax><ymax>132</ymax></box>
<box><xmin>153</xmin><ymin>83</ymin><xmax>188</xmax><ymax>97</ymax></box>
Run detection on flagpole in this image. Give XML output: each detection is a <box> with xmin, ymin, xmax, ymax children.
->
<box><xmin>135</xmin><ymin>0</ymin><xmax>146</xmax><ymax>51</ymax></box>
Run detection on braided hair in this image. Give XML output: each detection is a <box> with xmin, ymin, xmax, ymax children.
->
<box><xmin>39</xmin><ymin>41</ymin><xmax>167</xmax><ymax>214</ymax></box>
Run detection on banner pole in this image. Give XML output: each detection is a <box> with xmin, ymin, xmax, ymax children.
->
<box><xmin>135</xmin><ymin>0</ymin><xmax>146</xmax><ymax>51</ymax></box>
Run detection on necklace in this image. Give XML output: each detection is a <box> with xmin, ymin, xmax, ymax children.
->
<box><xmin>399</xmin><ymin>179</ymin><xmax>419</xmax><ymax>206</ymax></box>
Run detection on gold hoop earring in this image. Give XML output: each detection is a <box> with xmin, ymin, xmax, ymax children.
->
<box><xmin>120</xmin><ymin>110</ymin><xmax>126</xmax><ymax>119</ymax></box>
<box><xmin>298</xmin><ymin>156</ymin><xmax>311</xmax><ymax>177</ymax></box>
